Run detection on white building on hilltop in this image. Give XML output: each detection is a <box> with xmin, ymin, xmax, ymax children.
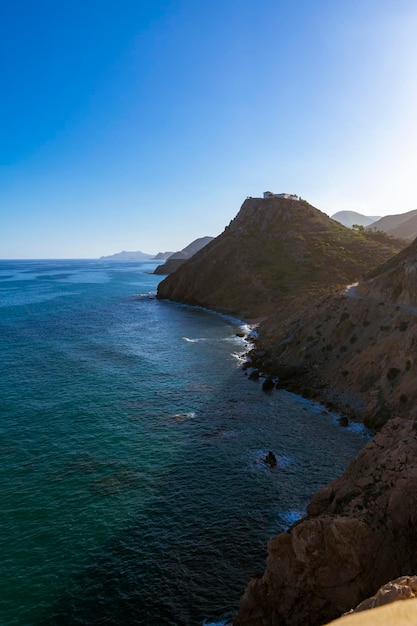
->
<box><xmin>263</xmin><ymin>191</ymin><xmax>300</xmax><ymax>200</ymax></box>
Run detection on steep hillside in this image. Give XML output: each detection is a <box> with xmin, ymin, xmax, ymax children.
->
<box><xmin>367</xmin><ymin>209</ymin><xmax>417</xmax><ymax>240</ymax></box>
<box><xmin>331</xmin><ymin>211</ymin><xmax>380</xmax><ymax>228</ymax></box>
<box><xmin>154</xmin><ymin>236</ymin><xmax>214</xmax><ymax>275</ymax></box>
<box><xmin>254</xmin><ymin>290</ymin><xmax>417</xmax><ymax>429</ymax></box>
<box><xmin>358</xmin><ymin>237</ymin><xmax>417</xmax><ymax>305</ymax></box>
<box><xmin>157</xmin><ymin>197</ymin><xmax>405</xmax><ymax>318</ymax></box>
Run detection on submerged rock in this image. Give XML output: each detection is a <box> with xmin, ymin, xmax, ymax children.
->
<box><xmin>338</xmin><ymin>416</ymin><xmax>349</xmax><ymax>427</ymax></box>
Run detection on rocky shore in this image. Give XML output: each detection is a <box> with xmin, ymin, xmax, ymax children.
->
<box><xmin>156</xmin><ymin>196</ymin><xmax>417</xmax><ymax>624</ymax></box>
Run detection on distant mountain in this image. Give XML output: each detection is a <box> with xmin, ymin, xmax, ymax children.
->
<box><xmin>152</xmin><ymin>251</ymin><xmax>175</xmax><ymax>260</ymax></box>
<box><xmin>100</xmin><ymin>250</ymin><xmax>153</xmax><ymax>260</ymax></box>
<box><xmin>331</xmin><ymin>211</ymin><xmax>381</xmax><ymax>228</ymax></box>
<box><xmin>366</xmin><ymin>209</ymin><xmax>417</xmax><ymax>240</ymax></box>
<box><xmin>153</xmin><ymin>237</ymin><xmax>214</xmax><ymax>275</ymax></box>
<box><xmin>157</xmin><ymin>196</ymin><xmax>405</xmax><ymax>318</ymax></box>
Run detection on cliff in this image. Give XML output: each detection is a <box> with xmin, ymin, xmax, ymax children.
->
<box><xmin>157</xmin><ymin>197</ymin><xmax>404</xmax><ymax>319</ymax></box>
<box><xmin>234</xmin><ymin>417</ymin><xmax>417</xmax><ymax>626</ymax></box>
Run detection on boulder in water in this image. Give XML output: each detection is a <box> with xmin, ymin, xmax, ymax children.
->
<box><xmin>264</xmin><ymin>451</ymin><xmax>277</xmax><ymax>467</ymax></box>
<box><xmin>262</xmin><ymin>377</ymin><xmax>275</xmax><ymax>392</ymax></box>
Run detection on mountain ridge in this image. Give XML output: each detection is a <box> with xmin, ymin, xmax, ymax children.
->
<box><xmin>331</xmin><ymin>210</ymin><xmax>381</xmax><ymax>228</ymax></box>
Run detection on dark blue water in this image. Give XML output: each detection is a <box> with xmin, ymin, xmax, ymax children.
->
<box><xmin>0</xmin><ymin>259</ymin><xmax>368</xmax><ymax>625</ymax></box>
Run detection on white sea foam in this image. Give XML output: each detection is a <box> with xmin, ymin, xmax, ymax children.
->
<box><xmin>279</xmin><ymin>509</ymin><xmax>305</xmax><ymax>529</ymax></box>
<box><xmin>131</xmin><ymin>291</ymin><xmax>157</xmax><ymax>300</ymax></box>
<box><xmin>171</xmin><ymin>411</ymin><xmax>196</xmax><ymax>421</ymax></box>
<box><xmin>231</xmin><ymin>351</ymin><xmax>247</xmax><ymax>365</ymax></box>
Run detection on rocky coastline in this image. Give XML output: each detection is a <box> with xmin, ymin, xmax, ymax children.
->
<box><xmin>156</xmin><ymin>196</ymin><xmax>417</xmax><ymax>624</ymax></box>
<box><xmin>233</xmin><ymin>289</ymin><xmax>417</xmax><ymax>623</ymax></box>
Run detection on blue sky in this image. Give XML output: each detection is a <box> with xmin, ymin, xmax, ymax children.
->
<box><xmin>1</xmin><ymin>0</ymin><xmax>417</xmax><ymax>258</ymax></box>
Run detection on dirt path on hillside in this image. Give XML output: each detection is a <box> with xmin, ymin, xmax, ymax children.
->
<box><xmin>344</xmin><ymin>283</ymin><xmax>417</xmax><ymax>315</ymax></box>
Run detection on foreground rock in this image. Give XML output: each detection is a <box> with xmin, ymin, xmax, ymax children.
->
<box><xmin>348</xmin><ymin>576</ymin><xmax>417</xmax><ymax>613</ymax></box>
<box><xmin>325</xmin><ymin>577</ymin><xmax>417</xmax><ymax>625</ymax></box>
<box><xmin>326</xmin><ymin>599</ymin><xmax>417</xmax><ymax>626</ymax></box>
<box><xmin>234</xmin><ymin>417</ymin><xmax>417</xmax><ymax>626</ymax></box>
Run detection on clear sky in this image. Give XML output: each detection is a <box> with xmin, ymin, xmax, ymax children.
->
<box><xmin>1</xmin><ymin>0</ymin><xmax>417</xmax><ymax>258</ymax></box>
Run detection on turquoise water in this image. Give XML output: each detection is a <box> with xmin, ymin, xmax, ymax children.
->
<box><xmin>0</xmin><ymin>259</ymin><xmax>368</xmax><ymax>625</ymax></box>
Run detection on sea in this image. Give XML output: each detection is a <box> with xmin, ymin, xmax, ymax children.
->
<box><xmin>0</xmin><ymin>259</ymin><xmax>369</xmax><ymax>626</ymax></box>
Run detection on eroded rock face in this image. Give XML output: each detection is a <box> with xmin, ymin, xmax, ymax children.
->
<box><xmin>234</xmin><ymin>418</ymin><xmax>417</xmax><ymax>626</ymax></box>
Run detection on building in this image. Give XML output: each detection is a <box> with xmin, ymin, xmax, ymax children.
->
<box><xmin>263</xmin><ymin>191</ymin><xmax>300</xmax><ymax>200</ymax></box>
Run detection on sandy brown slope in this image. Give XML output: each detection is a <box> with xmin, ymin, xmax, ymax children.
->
<box><xmin>157</xmin><ymin>197</ymin><xmax>405</xmax><ymax>319</ymax></box>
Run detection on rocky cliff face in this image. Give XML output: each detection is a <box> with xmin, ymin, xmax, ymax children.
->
<box><xmin>234</xmin><ymin>418</ymin><xmax>417</xmax><ymax>626</ymax></box>
<box><xmin>157</xmin><ymin>197</ymin><xmax>404</xmax><ymax>318</ymax></box>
